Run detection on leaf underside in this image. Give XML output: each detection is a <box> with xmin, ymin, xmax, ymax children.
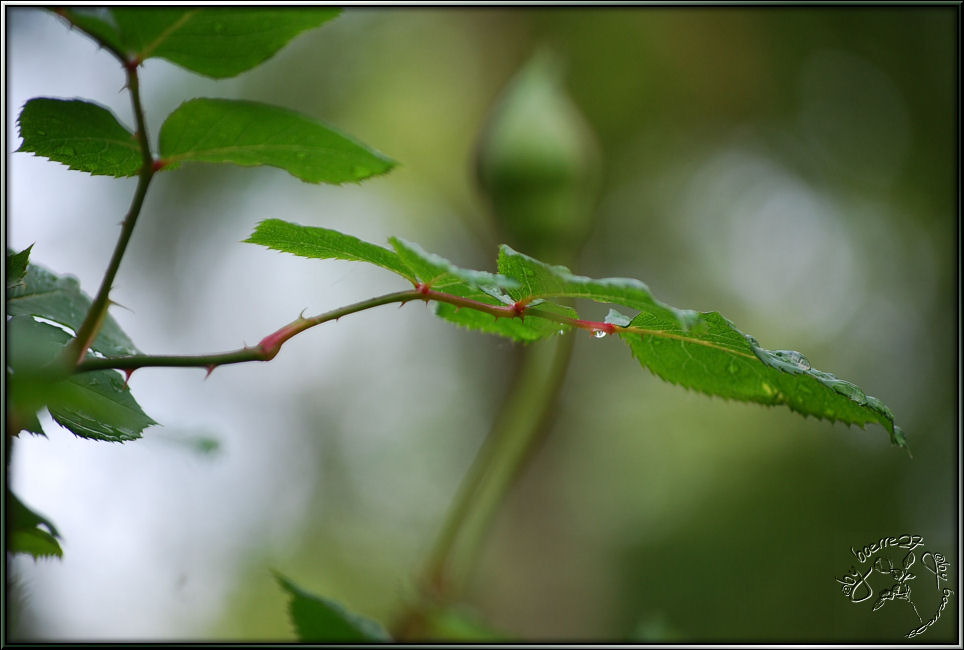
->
<box><xmin>247</xmin><ymin>220</ymin><xmax>908</xmax><ymax>450</ymax></box>
<box><xmin>7</xmin><ymin>491</ymin><xmax>63</xmax><ymax>559</ymax></box>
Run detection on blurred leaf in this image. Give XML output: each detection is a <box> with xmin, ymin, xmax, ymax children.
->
<box><xmin>6</xmin><ymin>254</ymin><xmax>139</xmax><ymax>357</ymax></box>
<box><xmin>16</xmin><ymin>98</ymin><xmax>142</xmax><ymax>178</ymax></box>
<box><xmin>158</xmin><ymin>98</ymin><xmax>395</xmax><ymax>184</ymax></box>
<box><xmin>110</xmin><ymin>8</ymin><xmax>339</xmax><ymax>78</ymax></box>
<box><xmin>417</xmin><ymin>605</ymin><xmax>504</xmax><ymax>641</ymax></box>
<box><xmin>245</xmin><ymin>219</ymin><xmax>414</xmax><ymax>281</ymax></box>
<box><xmin>6</xmin><ymin>317</ymin><xmax>155</xmax><ymax>442</ymax></box>
<box><xmin>55</xmin><ymin>8</ymin><xmax>125</xmax><ymax>54</ymax></box>
<box><xmin>6</xmin><ymin>245</ymin><xmax>32</xmax><ymax>288</ymax></box>
<box><xmin>7</xmin><ymin>490</ymin><xmax>63</xmax><ymax>559</ymax></box>
<box><xmin>274</xmin><ymin>572</ymin><xmax>390</xmax><ymax>642</ymax></box>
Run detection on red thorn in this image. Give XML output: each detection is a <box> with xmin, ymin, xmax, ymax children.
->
<box><xmin>415</xmin><ymin>282</ymin><xmax>431</xmax><ymax>296</ymax></box>
<box><xmin>204</xmin><ymin>365</ymin><xmax>216</xmax><ymax>379</ymax></box>
<box><xmin>123</xmin><ymin>368</ymin><xmax>135</xmax><ymax>388</ymax></box>
<box><xmin>152</xmin><ymin>158</ymin><xmax>169</xmax><ymax>173</ymax></box>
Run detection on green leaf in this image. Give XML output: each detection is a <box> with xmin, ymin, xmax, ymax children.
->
<box><xmin>48</xmin><ymin>369</ymin><xmax>157</xmax><ymax>442</ymax></box>
<box><xmin>389</xmin><ymin>237</ymin><xmax>520</xmax><ymax>291</ymax></box>
<box><xmin>158</xmin><ymin>98</ymin><xmax>395</xmax><ymax>184</ymax></box>
<box><xmin>6</xmin><ymin>255</ymin><xmax>139</xmax><ymax>357</ymax></box>
<box><xmin>6</xmin><ymin>316</ymin><xmax>155</xmax><ymax>442</ymax></box>
<box><xmin>498</xmin><ymin>244</ymin><xmax>701</xmax><ymax>330</ymax></box>
<box><xmin>6</xmin><ymin>245</ymin><xmax>33</xmax><ymax>288</ymax></box>
<box><xmin>274</xmin><ymin>572</ymin><xmax>390</xmax><ymax>642</ymax></box>
<box><xmin>16</xmin><ymin>98</ymin><xmax>142</xmax><ymax>178</ymax></box>
<box><xmin>246</xmin><ymin>223</ymin><xmax>906</xmax><ymax>448</ymax></box>
<box><xmin>56</xmin><ymin>8</ymin><xmax>126</xmax><ymax>54</ymax></box>
<box><xmin>245</xmin><ymin>219</ymin><xmax>414</xmax><ymax>281</ymax></box>
<box><xmin>7</xmin><ymin>490</ymin><xmax>63</xmax><ymax>559</ymax></box>
<box><xmin>618</xmin><ymin>311</ymin><xmax>907</xmax><ymax>449</ymax></box>
<box><xmin>110</xmin><ymin>8</ymin><xmax>339</xmax><ymax>78</ymax></box>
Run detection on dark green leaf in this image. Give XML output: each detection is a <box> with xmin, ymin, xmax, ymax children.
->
<box><xmin>16</xmin><ymin>98</ymin><xmax>142</xmax><ymax>177</ymax></box>
<box><xmin>245</xmin><ymin>219</ymin><xmax>414</xmax><ymax>281</ymax></box>
<box><xmin>158</xmin><ymin>98</ymin><xmax>395</xmax><ymax>184</ymax></box>
<box><xmin>6</xmin><ymin>255</ymin><xmax>139</xmax><ymax>357</ymax></box>
<box><xmin>275</xmin><ymin>572</ymin><xmax>390</xmax><ymax>642</ymax></box>
<box><xmin>7</xmin><ymin>490</ymin><xmax>63</xmax><ymax>559</ymax></box>
<box><xmin>110</xmin><ymin>8</ymin><xmax>339</xmax><ymax>78</ymax></box>
<box><xmin>56</xmin><ymin>8</ymin><xmax>126</xmax><ymax>54</ymax></box>
<box><xmin>48</xmin><ymin>369</ymin><xmax>157</xmax><ymax>442</ymax></box>
<box><xmin>6</xmin><ymin>316</ymin><xmax>155</xmax><ymax>442</ymax></box>
<box><xmin>6</xmin><ymin>245</ymin><xmax>32</xmax><ymax>288</ymax></box>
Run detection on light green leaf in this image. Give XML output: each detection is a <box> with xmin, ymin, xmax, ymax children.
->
<box><xmin>158</xmin><ymin>98</ymin><xmax>395</xmax><ymax>184</ymax></box>
<box><xmin>16</xmin><ymin>98</ymin><xmax>142</xmax><ymax>177</ymax></box>
<box><xmin>7</xmin><ymin>490</ymin><xmax>63</xmax><ymax>559</ymax></box>
<box><xmin>245</xmin><ymin>219</ymin><xmax>414</xmax><ymax>281</ymax></box>
<box><xmin>6</xmin><ymin>245</ymin><xmax>33</xmax><ymax>288</ymax></box>
<box><xmin>110</xmin><ymin>8</ymin><xmax>339</xmax><ymax>78</ymax></box>
<box><xmin>275</xmin><ymin>572</ymin><xmax>391</xmax><ymax>642</ymax></box>
<box><xmin>6</xmin><ymin>255</ymin><xmax>139</xmax><ymax>357</ymax></box>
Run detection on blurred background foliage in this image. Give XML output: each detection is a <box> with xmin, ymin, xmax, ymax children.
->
<box><xmin>5</xmin><ymin>6</ymin><xmax>957</xmax><ymax>642</ymax></box>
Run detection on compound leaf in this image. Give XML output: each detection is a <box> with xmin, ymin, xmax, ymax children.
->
<box><xmin>245</xmin><ymin>222</ymin><xmax>906</xmax><ymax>448</ymax></box>
<box><xmin>16</xmin><ymin>98</ymin><xmax>142</xmax><ymax>177</ymax></box>
<box><xmin>110</xmin><ymin>8</ymin><xmax>339</xmax><ymax>78</ymax></box>
<box><xmin>275</xmin><ymin>572</ymin><xmax>390</xmax><ymax>642</ymax></box>
<box><xmin>158</xmin><ymin>98</ymin><xmax>395</xmax><ymax>184</ymax></box>
<box><xmin>245</xmin><ymin>219</ymin><xmax>414</xmax><ymax>281</ymax></box>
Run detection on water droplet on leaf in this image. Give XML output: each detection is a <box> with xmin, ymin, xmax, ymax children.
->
<box><xmin>773</xmin><ymin>349</ymin><xmax>811</xmax><ymax>371</ymax></box>
<box><xmin>592</xmin><ymin>329</ymin><xmax>607</xmax><ymax>339</ymax></box>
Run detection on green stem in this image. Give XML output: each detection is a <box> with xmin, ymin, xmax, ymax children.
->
<box><xmin>65</xmin><ymin>48</ymin><xmax>156</xmax><ymax>366</ymax></box>
<box><xmin>76</xmin><ymin>290</ymin><xmax>421</xmax><ymax>374</ymax></box>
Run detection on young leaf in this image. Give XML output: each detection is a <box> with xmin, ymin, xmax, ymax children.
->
<box><xmin>245</xmin><ymin>219</ymin><xmax>414</xmax><ymax>282</ymax></box>
<box><xmin>16</xmin><ymin>98</ymin><xmax>142</xmax><ymax>178</ymax></box>
<box><xmin>6</xmin><ymin>255</ymin><xmax>139</xmax><ymax>357</ymax></box>
<box><xmin>7</xmin><ymin>490</ymin><xmax>63</xmax><ymax>559</ymax></box>
<box><xmin>110</xmin><ymin>8</ymin><xmax>339</xmax><ymax>78</ymax></box>
<box><xmin>158</xmin><ymin>98</ymin><xmax>395</xmax><ymax>184</ymax></box>
<box><xmin>274</xmin><ymin>572</ymin><xmax>391</xmax><ymax>642</ymax></box>
<box><xmin>6</xmin><ymin>245</ymin><xmax>33</xmax><ymax>288</ymax></box>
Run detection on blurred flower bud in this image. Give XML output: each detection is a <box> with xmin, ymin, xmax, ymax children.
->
<box><xmin>475</xmin><ymin>51</ymin><xmax>602</xmax><ymax>263</ymax></box>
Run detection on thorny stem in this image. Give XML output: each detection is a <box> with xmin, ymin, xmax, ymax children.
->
<box><xmin>63</xmin><ymin>12</ymin><xmax>157</xmax><ymax>366</ymax></box>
